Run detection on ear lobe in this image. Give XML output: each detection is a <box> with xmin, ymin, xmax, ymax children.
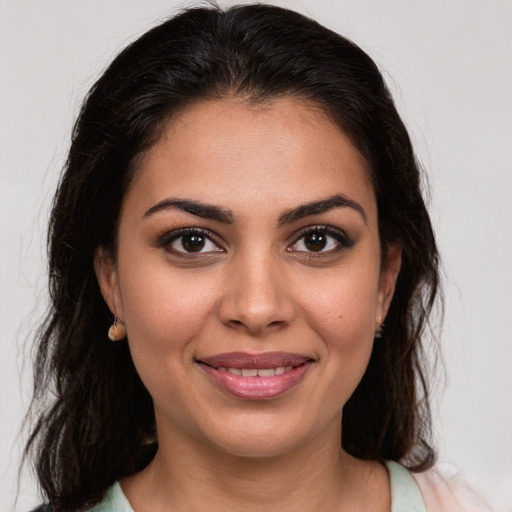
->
<box><xmin>94</xmin><ymin>246</ymin><xmax>123</xmax><ymax>319</ymax></box>
<box><xmin>377</xmin><ymin>244</ymin><xmax>402</xmax><ymax>321</ymax></box>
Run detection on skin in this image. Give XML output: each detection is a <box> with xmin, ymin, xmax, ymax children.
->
<box><xmin>95</xmin><ymin>96</ymin><xmax>401</xmax><ymax>511</ymax></box>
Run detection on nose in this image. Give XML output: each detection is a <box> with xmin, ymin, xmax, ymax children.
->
<box><xmin>218</xmin><ymin>251</ymin><xmax>294</xmax><ymax>335</ymax></box>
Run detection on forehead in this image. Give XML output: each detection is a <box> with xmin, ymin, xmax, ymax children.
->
<box><xmin>126</xmin><ymin>96</ymin><xmax>376</xmax><ymax>221</ymax></box>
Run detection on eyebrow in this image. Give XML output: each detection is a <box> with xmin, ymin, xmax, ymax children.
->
<box><xmin>143</xmin><ymin>193</ymin><xmax>366</xmax><ymax>226</ymax></box>
<box><xmin>278</xmin><ymin>194</ymin><xmax>367</xmax><ymax>225</ymax></box>
<box><xmin>143</xmin><ymin>198</ymin><xmax>235</xmax><ymax>223</ymax></box>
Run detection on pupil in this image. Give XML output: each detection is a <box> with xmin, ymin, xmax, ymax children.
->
<box><xmin>182</xmin><ymin>234</ymin><xmax>205</xmax><ymax>252</ymax></box>
<box><xmin>305</xmin><ymin>232</ymin><xmax>326</xmax><ymax>251</ymax></box>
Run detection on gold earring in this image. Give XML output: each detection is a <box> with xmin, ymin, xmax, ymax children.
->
<box><xmin>108</xmin><ymin>315</ymin><xmax>126</xmax><ymax>341</ymax></box>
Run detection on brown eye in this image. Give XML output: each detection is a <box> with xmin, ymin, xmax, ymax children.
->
<box><xmin>288</xmin><ymin>226</ymin><xmax>354</xmax><ymax>255</ymax></box>
<box><xmin>181</xmin><ymin>233</ymin><xmax>206</xmax><ymax>252</ymax></box>
<box><xmin>158</xmin><ymin>228</ymin><xmax>223</xmax><ymax>255</ymax></box>
<box><xmin>303</xmin><ymin>232</ymin><xmax>327</xmax><ymax>252</ymax></box>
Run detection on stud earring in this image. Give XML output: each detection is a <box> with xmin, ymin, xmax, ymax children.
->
<box><xmin>375</xmin><ymin>316</ymin><xmax>384</xmax><ymax>339</ymax></box>
<box><xmin>108</xmin><ymin>315</ymin><xmax>126</xmax><ymax>341</ymax></box>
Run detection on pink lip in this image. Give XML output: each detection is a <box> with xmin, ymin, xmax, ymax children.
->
<box><xmin>197</xmin><ymin>352</ymin><xmax>313</xmax><ymax>400</ymax></box>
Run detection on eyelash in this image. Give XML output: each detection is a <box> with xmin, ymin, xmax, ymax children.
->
<box><xmin>156</xmin><ymin>225</ymin><xmax>355</xmax><ymax>257</ymax></box>
<box><xmin>156</xmin><ymin>228</ymin><xmax>223</xmax><ymax>255</ymax></box>
<box><xmin>288</xmin><ymin>226</ymin><xmax>355</xmax><ymax>257</ymax></box>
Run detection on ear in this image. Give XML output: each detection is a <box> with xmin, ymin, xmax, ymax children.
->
<box><xmin>376</xmin><ymin>243</ymin><xmax>402</xmax><ymax>326</ymax></box>
<box><xmin>94</xmin><ymin>246</ymin><xmax>124</xmax><ymax>321</ymax></box>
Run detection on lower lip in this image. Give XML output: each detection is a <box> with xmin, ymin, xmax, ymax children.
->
<box><xmin>198</xmin><ymin>362</ymin><xmax>312</xmax><ymax>400</ymax></box>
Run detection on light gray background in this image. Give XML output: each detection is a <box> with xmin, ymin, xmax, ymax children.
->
<box><xmin>1</xmin><ymin>1</ymin><xmax>511</xmax><ymax>510</ymax></box>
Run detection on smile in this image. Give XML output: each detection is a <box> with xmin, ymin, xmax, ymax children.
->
<box><xmin>196</xmin><ymin>352</ymin><xmax>313</xmax><ymax>400</ymax></box>
<box><xmin>217</xmin><ymin>366</ymin><xmax>293</xmax><ymax>376</ymax></box>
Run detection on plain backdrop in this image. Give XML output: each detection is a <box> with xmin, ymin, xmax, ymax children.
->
<box><xmin>1</xmin><ymin>1</ymin><xmax>511</xmax><ymax>510</ymax></box>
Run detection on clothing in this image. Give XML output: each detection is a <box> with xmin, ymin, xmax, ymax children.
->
<box><xmin>388</xmin><ymin>460</ymin><xmax>427</xmax><ymax>512</ymax></box>
<box><xmin>86</xmin><ymin>460</ymin><xmax>426</xmax><ymax>512</ymax></box>
<box><xmin>413</xmin><ymin>464</ymin><xmax>494</xmax><ymax>512</ymax></box>
<box><xmin>87</xmin><ymin>482</ymin><xmax>132</xmax><ymax>512</ymax></box>
<box><xmin>32</xmin><ymin>460</ymin><xmax>494</xmax><ymax>511</ymax></box>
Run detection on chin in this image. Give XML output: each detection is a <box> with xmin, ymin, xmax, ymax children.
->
<box><xmin>198</xmin><ymin>413</ymin><xmax>322</xmax><ymax>460</ymax></box>
<box><xmin>216</xmin><ymin>436</ymin><xmax>305</xmax><ymax>460</ymax></box>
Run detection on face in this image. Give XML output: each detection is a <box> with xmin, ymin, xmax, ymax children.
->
<box><xmin>96</xmin><ymin>97</ymin><xmax>400</xmax><ymax>458</ymax></box>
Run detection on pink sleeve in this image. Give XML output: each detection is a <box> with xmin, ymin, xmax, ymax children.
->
<box><xmin>413</xmin><ymin>466</ymin><xmax>495</xmax><ymax>512</ymax></box>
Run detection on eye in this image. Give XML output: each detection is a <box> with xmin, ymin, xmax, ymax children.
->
<box><xmin>288</xmin><ymin>226</ymin><xmax>354</xmax><ymax>254</ymax></box>
<box><xmin>157</xmin><ymin>228</ymin><xmax>223</xmax><ymax>254</ymax></box>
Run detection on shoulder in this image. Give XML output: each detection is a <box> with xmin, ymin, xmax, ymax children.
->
<box><xmin>87</xmin><ymin>482</ymin><xmax>134</xmax><ymax>511</ymax></box>
<box><xmin>413</xmin><ymin>464</ymin><xmax>494</xmax><ymax>512</ymax></box>
<box><xmin>29</xmin><ymin>483</ymin><xmax>131</xmax><ymax>512</ymax></box>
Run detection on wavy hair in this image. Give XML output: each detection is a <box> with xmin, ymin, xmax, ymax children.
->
<box><xmin>25</xmin><ymin>4</ymin><xmax>441</xmax><ymax>510</ymax></box>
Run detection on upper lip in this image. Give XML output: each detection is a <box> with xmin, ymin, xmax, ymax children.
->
<box><xmin>197</xmin><ymin>352</ymin><xmax>313</xmax><ymax>369</ymax></box>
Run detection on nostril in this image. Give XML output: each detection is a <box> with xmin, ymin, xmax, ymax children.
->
<box><xmin>218</xmin><ymin>288</ymin><xmax>294</xmax><ymax>333</ymax></box>
<box><xmin>223</xmin><ymin>317</ymin><xmax>287</xmax><ymax>333</ymax></box>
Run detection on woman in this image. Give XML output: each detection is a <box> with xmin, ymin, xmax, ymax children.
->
<box><xmin>25</xmin><ymin>4</ymin><xmax>489</xmax><ymax>511</ymax></box>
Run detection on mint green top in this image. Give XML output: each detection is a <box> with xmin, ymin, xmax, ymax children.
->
<box><xmin>88</xmin><ymin>460</ymin><xmax>426</xmax><ymax>511</ymax></box>
<box><xmin>387</xmin><ymin>460</ymin><xmax>427</xmax><ymax>512</ymax></box>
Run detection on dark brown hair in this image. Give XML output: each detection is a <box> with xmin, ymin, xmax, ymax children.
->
<box><xmin>25</xmin><ymin>4</ymin><xmax>441</xmax><ymax>510</ymax></box>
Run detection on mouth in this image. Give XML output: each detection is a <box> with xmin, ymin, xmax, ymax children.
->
<box><xmin>196</xmin><ymin>352</ymin><xmax>314</xmax><ymax>400</ymax></box>
<box><xmin>216</xmin><ymin>366</ymin><xmax>294</xmax><ymax>377</ymax></box>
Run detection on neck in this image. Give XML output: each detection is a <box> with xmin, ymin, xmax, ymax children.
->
<box><xmin>121</xmin><ymin>416</ymin><xmax>389</xmax><ymax>512</ymax></box>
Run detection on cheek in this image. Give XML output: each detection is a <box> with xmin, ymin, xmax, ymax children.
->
<box><xmin>317</xmin><ymin>293</ymin><xmax>376</xmax><ymax>375</ymax></box>
<box><xmin>301</xmin><ymin>264</ymin><xmax>380</xmax><ymax>338</ymax></box>
<box><xmin>118</xmin><ymin>268</ymin><xmax>221</xmax><ymax>413</ymax></box>
<box><xmin>118</xmin><ymin>264</ymin><xmax>219</xmax><ymax>359</ymax></box>
<box><xmin>298</xmin><ymin>265</ymin><xmax>380</xmax><ymax>391</ymax></box>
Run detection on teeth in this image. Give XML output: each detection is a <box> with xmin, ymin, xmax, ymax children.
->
<box><xmin>218</xmin><ymin>366</ymin><xmax>295</xmax><ymax>377</ymax></box>
<box><xmin>257</xmin><ymin>368</ymin><xmax>275</xmax><ymax>377</ymax></box>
